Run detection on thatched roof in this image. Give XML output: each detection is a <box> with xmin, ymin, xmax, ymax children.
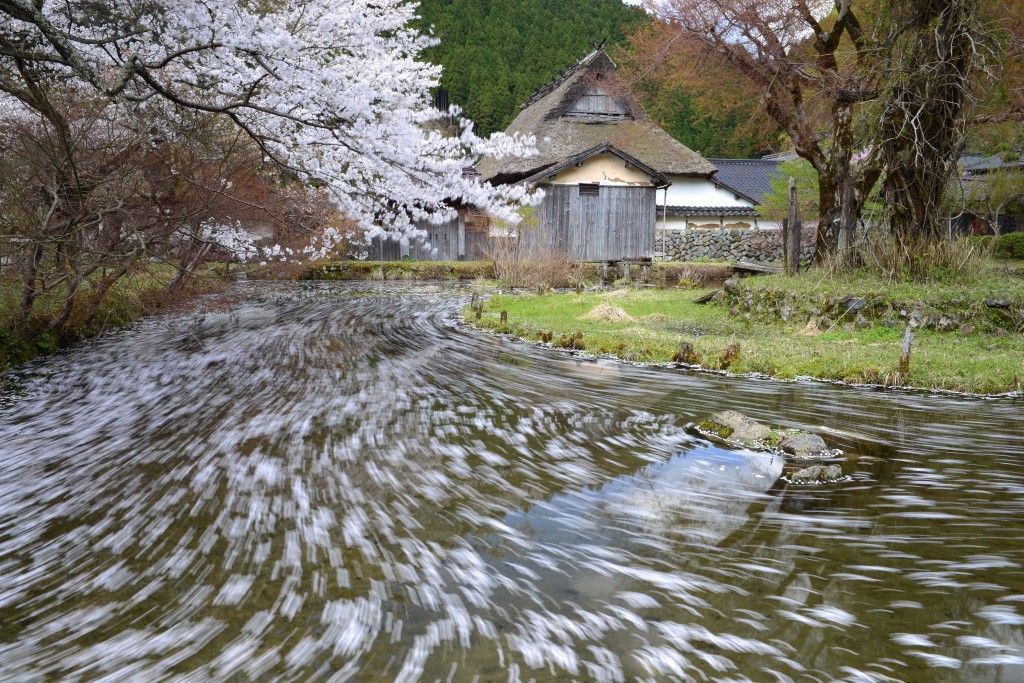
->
<box><xmin>478</xmin><ymin>50</ymin><xmax>716</xmax><ymax>185</ymax></box>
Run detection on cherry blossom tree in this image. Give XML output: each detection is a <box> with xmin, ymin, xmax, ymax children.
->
<box><xmin>0</xmin><ymin>0</ymin><xmax>536</xmax><ymax>256</ymax></box>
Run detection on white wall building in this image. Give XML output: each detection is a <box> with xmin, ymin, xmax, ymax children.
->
<box><xmin>656</xmin><ymin>159</ymin><xmax>783</xmax><ymax>233</ymax></box>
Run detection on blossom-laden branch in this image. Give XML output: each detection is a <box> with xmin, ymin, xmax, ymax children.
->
<box><xmin>0</xmin><ymin>0</ymin><xmax>537</xmax><ymax>255</ymax></box>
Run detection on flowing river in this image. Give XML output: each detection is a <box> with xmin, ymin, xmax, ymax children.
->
<box><xmin>1</xmin><ymin>282</ymin><xmax>1023</xmax><ymax>683</ymax></box>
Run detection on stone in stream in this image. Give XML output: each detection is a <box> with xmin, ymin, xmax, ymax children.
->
<box><xmin>787</xmin><ymin>464</ymin><xmax>844</xmax><ymax>485</ymax></box>
<box><xmin>696</xmin><ymin>411</ymin><xmax>839</xmax><ymax>462</ymax></box>
<box><xmin>699</xmin><ymin>410</ymin><xmax>772</xmax><ymax>445</ymax></box>
<box><xmin>778</xmin><ymin>432</ymin><xmax>830</xmax><ymax>459</ymax></box>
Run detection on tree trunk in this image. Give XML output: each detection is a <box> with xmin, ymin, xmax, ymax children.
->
<box><xmin>14</xmin><ymin>244</ymin><xmax>44</xmax><ymax>331</ymax></box>
<box><xmin>814</xmin><ymin>175</ymin><xmax>840</xmax><ymax>265</ymax></box>
<box><xmin>165</xmin><ymin>242</ymin><xmax>212</xmax><ymax>294</ymax></box>
<box><xmin>50</xmin><ymin>275</ymin><xmax>83</xmax><ymax>344</ymax></box>
<box><xmin>836</xmin><ymin>172</ymin><xmax>859</xmax><ymax>268</ymax></box>
<box><xmin>879</xmin><ymin>0</ymin><xmax>977</xmax><ymax>250</ymax></box>
<box><xmin>80</xmin><ymin>268</ymin><xmax>129</xmax><ymax>329</ymax></box>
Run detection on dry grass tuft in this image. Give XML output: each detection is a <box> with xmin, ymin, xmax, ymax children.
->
<box><xmin>483</xmin><ymin>224</ymin><xmax>584</xmax><ymax>289</ymax></box>
<box><xmin>831</xmin><ymin>233</ymin><xmax>990</xmax><ymax>282</ymax></box>
<box><xmin>580</xmin><ymin>302</ymin><xmax>634</xmax><ymax>324</ymax></box>
<box><xmin>801</xmin><ymin>318</ymin><xmax>824</xmax><ymax>336</ymax></box>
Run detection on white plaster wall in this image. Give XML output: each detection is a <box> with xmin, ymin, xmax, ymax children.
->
<box><xmin>653</xmin><ymin>214</ymin><xmax>782</xmax><ymax>231</ymax></box>
<box><xmin>664</xmin><ymin>175</ymin><xmax>753</xmax><ymax>208</ymax></box>
<box><xmin>552</xmin><ymin>153</ymin><xmax>653</xmax><ymax>186</ymax></box>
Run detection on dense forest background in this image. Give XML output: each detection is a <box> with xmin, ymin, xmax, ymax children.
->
<box><xmin>414</xmin><ymin>0</ymin><xmax>779</xmax><ymax>158</ymax></box>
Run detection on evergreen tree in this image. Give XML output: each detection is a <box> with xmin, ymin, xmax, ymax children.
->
<box><xmin>414</xmin><ymin>0</ymin><xmax>774</xmax><ymax>157</ymax></box>
<box><xmin>415</xmin><ymin>0</ymin><xmax>646</xmax><ymax>135</ymax></box>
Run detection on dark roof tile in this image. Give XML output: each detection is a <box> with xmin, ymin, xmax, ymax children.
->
<box><xmin>707</xmin><ymin>159</ymin><xmax>783</xmax><ymax>205</ymax></box>
<box><xmin>658</xmin><ymin>205</ymin><xmax>760</xmax><ymax>217</ymax></box>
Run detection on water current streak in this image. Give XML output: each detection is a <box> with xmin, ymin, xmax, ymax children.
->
<box><xmin>0</xmin><ymin>282</ymin><xmax>1022</xmax><ymax>682</ymax></box>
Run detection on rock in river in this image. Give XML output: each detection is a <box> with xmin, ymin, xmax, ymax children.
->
<box><xmin>779</xmin><ymin>432</ymin><xmax>830</xmax><ymax>459</ymax></box>
<box><xmin>694</xmin><ymin>411</ymin><xmax>840</xmax><ymax>464</ymax></box>
<box><xmin>787</xmin><ymin>464</ymin><xmax>844</xmax><ymax>485</ymax></box>
<box><xmin>699</xmin><ymin>410</ymin><xmax>772</xmax><ymax>446</ymax></box>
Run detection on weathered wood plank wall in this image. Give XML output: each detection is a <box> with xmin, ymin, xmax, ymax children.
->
<box><xmin>523</xmin><ymin>184</ymin><xmax>656</xmax><ymax>261</ymax></box>
<box><xmin>367</xmin><ymin>186</ymin><xmax>655</xmax><ymax>262</ymax></box>
<box><xmin>369</xmin><ymin>216</ymin><xmax>463</xmax><ymax>261</ymax></box>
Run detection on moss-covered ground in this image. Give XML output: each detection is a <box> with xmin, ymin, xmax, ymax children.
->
<box><xmin>465</xmin><ymin>283</ymin><xmax>1024</xmax><ymax>395</ymax></box>
<box><xmin>743</xmin><ymin>262</ymin><xmax>1024</xmax><ymax>304</ymax></box>
<box><xmin>299</xmin><ymin>260</ymin><xmax>733</xmax><ymax>284</ymax></box>
<box><xmin>0</xmin><ymin>266</ymin><xmax>227</xmax><ymax>369</ymax></box>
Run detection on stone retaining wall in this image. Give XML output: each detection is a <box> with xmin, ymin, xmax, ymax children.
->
<box><xmin>721</xmin><ymin>279</ymin><xmax>1023</xmax><ymax>335</ymax></box>
<box><xmin>658</xmin><ymin>227</ymin><xmax>816</xmax><ymax>264</ymax></box>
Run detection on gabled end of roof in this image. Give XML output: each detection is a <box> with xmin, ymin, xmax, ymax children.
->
<box><xmin>519</xmin><ymin>143</ymin><xmax>671</xmax><ymax>188</ymax></box>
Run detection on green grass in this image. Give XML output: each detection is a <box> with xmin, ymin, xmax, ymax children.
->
<box><xmin>467</xmin><ymin>288</ymin><xmax>1024</xmax><ymax>395</ymax></box>
<box><xmin>0</xmin><ymin>265</ymin><xmax>225</xmax><ymax>369</ymax></box>
<box><xmin>744</xmin><ymin>263</ymin><xmax>1024</xmax><ymax>304</ymax></box>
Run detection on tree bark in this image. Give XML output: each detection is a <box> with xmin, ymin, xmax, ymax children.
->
<box><xmin>880</xmin><ymin>0</ymin><xmax>978</xmax><ymax>249</ymax></box>
<box><xmin>14</xmin><ymin>243</ymin><xmax>44</xmax><ymax>331</ymax></box>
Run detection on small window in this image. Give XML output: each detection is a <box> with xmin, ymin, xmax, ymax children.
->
<box><xmin>579</xmin><ymin>183</ymin><xmax>600</xmax><ymax>197</ymax></box>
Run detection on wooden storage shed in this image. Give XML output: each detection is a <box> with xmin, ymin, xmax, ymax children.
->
<box><xmin>369</xmin><ymin>206</ymin><xmax>491</xmax><ymax>262</ymax></box>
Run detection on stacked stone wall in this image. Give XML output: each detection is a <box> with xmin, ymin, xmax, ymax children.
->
<box><xmin>659</xmin><ymin>227</ymin><xmax>816</xmax><ymax>264</ymax></box>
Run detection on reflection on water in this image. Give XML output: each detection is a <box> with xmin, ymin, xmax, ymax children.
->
<box><xmin>1</xmin><ymin>282</ymin><xmax>1022</xmax><ymax>682</ymax></box>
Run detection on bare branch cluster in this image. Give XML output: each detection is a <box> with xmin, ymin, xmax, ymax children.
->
<box><xmin>645</xmin><ymin>0</ymin><xmax>1019</xmax><ymax>270</ymax></box>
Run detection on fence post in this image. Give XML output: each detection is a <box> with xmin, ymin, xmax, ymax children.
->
<box><xmin>899</xmin><ymin>326</ymin><xmax>913</xmax><ymax>377</ymax></box>
<box><xmin>785</xmin><ymin>176</ymin><xmax>801</xmax><ymax>275</ymax></box>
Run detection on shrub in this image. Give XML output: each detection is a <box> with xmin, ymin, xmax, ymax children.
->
<box><xmin>483</xmin><ymin>236</ymin><xmax>584</xmax><ymax>289</ymax></box>
<box><xmin>995</xmin><ymin>232</ymin><xmax>1024</xmax><ymax>259</ymax></box>
<box><xmin>857</xmin><ymin>233</ymin><xmax>988</xmax><ymax>281</ymax></box>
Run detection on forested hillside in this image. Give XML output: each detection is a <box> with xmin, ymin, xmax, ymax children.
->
<box><xmin>414</xmin><ymin>0</ymin><xmax>645</xmax><ymax>135</ymax></box>
<box><xmin>414</xmin><ymin>0</ymin><xmax>776</xmax><ymax>157</ymax></box>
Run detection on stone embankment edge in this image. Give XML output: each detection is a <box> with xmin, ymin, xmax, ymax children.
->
<box><xmin>456</xmin><ymin>312</ymin><xmax>1024</xmax><ymax>401</ymax></box>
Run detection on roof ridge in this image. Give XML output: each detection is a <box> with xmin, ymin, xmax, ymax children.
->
<box><xmin>518</xmin><ymin>48</ymin><xmax>605</xmax><ymax>111</ymax></box>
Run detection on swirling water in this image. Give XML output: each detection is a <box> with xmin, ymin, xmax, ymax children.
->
<box><xmin>0</xmin><ymin>282</ymin><xmax>1022</xmax><ymax>683</ymax></box>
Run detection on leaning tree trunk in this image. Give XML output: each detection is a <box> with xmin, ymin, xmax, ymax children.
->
<box><xmin>13</xmin><ymin>243</ymin><xmax>45</xmax><ymax>331</ymax></box>
<box><xmin>879</xmin><ymin>0</ymin><xmax>979</xmax><ymax>253</ymax></box>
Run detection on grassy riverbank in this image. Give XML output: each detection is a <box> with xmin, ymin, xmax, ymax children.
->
<box><xmin>465</xmin><ymin>267</ymin><xmax>1024</xmax><ymax>395</ymax></box>
<box><xmin>1</xmin><ymin>267</ymin><xmax>227</xmax><ymax>369</ymax></box>
<box><xmin>300</xmin><ymin>259</ymin><xmax>733</xmax><ymax>285</ymax></box>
